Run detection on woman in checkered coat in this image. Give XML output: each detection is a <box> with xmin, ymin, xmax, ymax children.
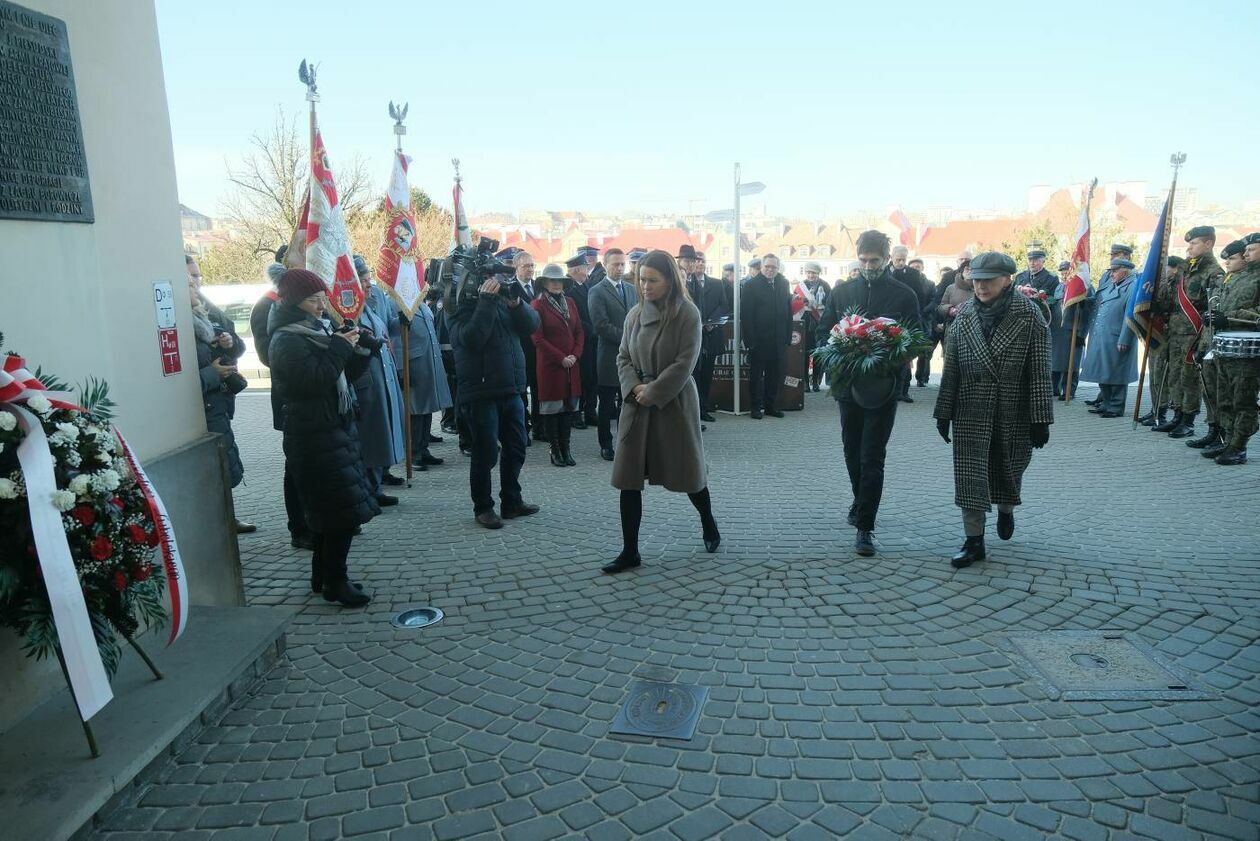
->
<box><xmin>933</xmin><ymin>252</ymin><xmax>1054</xmax><ymax>569</ymax></box>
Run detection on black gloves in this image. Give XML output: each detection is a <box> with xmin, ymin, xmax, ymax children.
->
<box><xmin>936</xmin><ymin>418</ymin><xmax>951</xmax><ymax>443</ymax></box>
<box><xmin>1030</xmin><ymin>423</ymin><xmax>1049</xmax><ymax>449</ymax></box>
<box><xmin>1210</xmin><ymin>311</ymin><xmax>1229</xmax><ymax>329</ymax></box>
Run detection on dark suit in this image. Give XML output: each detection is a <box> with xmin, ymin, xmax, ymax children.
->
<box><xmin>567</xmin><ymin>279</ymin><xmax>597</xmax><ymax>421</ymax></box>
<box><xmin>688</xmin><ymin>273</ymin><xmax>730</xmax><ymax>411</ymax></box>
<box><xmin>515</xmin><ymin>278</ymin><xmax>540</xmax><ymax>434</ymax></box>
<box><xmin>588</xmin><ymin>276</ymin><xmax>637</xmax><ymax>449</ymax></box>
<box><xmin>740</xmin><ymin>273</ymin><xmax>793</xmax><ymax>413</ymax></box>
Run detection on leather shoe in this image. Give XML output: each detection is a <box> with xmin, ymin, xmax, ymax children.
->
<box><xmin>413</xmin><ymin>462</ymin><xmax>428</xmax><ymax>472</ymax></box>
<box><xmin>766</xmin><ymin>409</ymin><xmax>785</xmax><ymax>418</ymax></box>
<box><xmin>501</xmin><ymin>502</ymin><xmax>540</xmax><ymax>519</ymax></box>
<box><xmin>997</xmin><ymin>510</ymin><xmax>1014</xmax><ymax>540</ymax></box>
<box><xmin>1168</xmin><ymin>423</ymin><xmax>1196</xmax><ymax>439</ymax></box>
<box><xmin>381</xmin><ymin>471</ymin><xmax>405</xmax><ymax>486</ymax></box>
<box><xmin>375</xmin><ymin>493</ymin><xmax>399</xmax><ymax>507</ymax></box>
<box><xmin>323</xmin><ymin>580</ymin><xmax>371</xmax><ymax>607</ymax></box>
<box><xmin>703</xmin><ymin>526</ymin><xmax>721</xmax><ymax>554</ymax></box>
<box><xmin>896</xmin><ymin>394</ymin><xmax>914</xmax><ymax>403</ymax></box>
<box><xmin>475</xmin><ymin>510</ymin><xmax>503</xmax><ymax>529</ymax></box>
<box><xmin>234</xmin><ymin>519</ymin><xmax>257</xmax><ymax>534</ymax></box>
<box><xmin>427</xmin><ymin>434</ymin><xmax>443</xmax><ymax>443</ymax></box>
<box><xmin>1099</xmin><ymin>411</ymin><xmax>1122</xmax><ymax>418</ymax></box>
<box><xmin>291</xmin><ymin>534</ymin><xmax>316</xmax><ymax>551</ymax></box>
<box><xmin>1152</xmin><ymin>412</ymin><xmax>1183</xmax><ymax>432</ymax></box>
<box><xmin>601</xmin><ymin>447</ymin><xmax>615</xmax><ymax>461</ymax></box>
<box><xmin>1135</xmin><ymin>411</ymin><xmax>1155</xmax><ymax>425</ymax></box>
<box><xmin>701</xmin><ymin>411</ymin><xmax>716</xmax><ymax>422</ymax></box>
<box><xmin>1056</xmin><ymin>395</ymin><xmax>1065</xmax><ymax>401</ymax></box>
<box><xmin>1084</xmin><ymin>398</ymin><xmax>1100</xmax><ymax>406</ymax></box>
<box><xmin>750</xmin><ymin>411</ymin><xmax>763</xmax><ymax>419</ymax></box>
<box><xmin>417</xmin><ymin>454</ymin><xmax>444</xmax><ymax>466</ymax></box>
<box><xmin>573</xmin><ymin>416</ymin><xmax>588</xmax><ymax>430</ymax></box>
<box><xmin>855</xmin><ymin>530</ymin><xmax>875</xmax><ymax>557</ymax></box>
<box><xmin>846</xmin><ymin>503</ymin><xmax>858</xmax><ymax>527</ymax></box>
<box><xmin>1088</xmin><ymin>406</ymin><xmax>1106</xmax><ymax>414</ymax></box>
<box><xmin>601</xmin><ymin>551</ymin><xmax>641</xmax><ymax>574</ymax></box>
<box><xmin>951</xmin><ymin>536</ymin><xmax>986</xmax><ymax>568</ymax></box>
<box><xmin>1216</xmin><ymin>448</ymin><xmax>1248</xmax><ymax>465</ymax></box>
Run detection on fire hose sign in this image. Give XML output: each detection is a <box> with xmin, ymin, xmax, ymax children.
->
<box><xmin>153</xmin><ymin>281</ymin><xmax>181</xmax><ymax>376</ymax></box>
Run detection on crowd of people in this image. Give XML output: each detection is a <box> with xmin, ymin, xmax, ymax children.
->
<box><xmin>183</xmin><ymin>222</ymin><xmax>1260</xmax><ymax>605</ymax></box>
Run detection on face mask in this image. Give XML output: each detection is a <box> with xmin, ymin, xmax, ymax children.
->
<box><xmin>861</xmin><ymin>263</ymin><xmax>884</xmax><ymax>280</ymax></box>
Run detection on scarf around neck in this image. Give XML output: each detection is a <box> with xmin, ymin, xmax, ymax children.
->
<box><xmin>273</xmin><ymin>319</ymin><xmax>356</xmax><ymax>415</ymax></box>
<box><xmin>545</xmin><ymin>291</ymin><xmax>570</xmax><ymax>321</ymax></box>
<box><xmin>973</xmin><ymin>285</ymin><xmax>1014</xmax><ymax>340</ymax></box>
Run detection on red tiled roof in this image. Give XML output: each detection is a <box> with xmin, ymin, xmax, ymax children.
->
<box><xmin>1113</xmin><ymin>197</ymin><xmax>1158</xmax><ymax>234</ymax></box>
<box><xmin>598</xmin><ymin>228</ymin><xmax>713</xmax><ymax>256</ymax></box>
<box><xmin>917</xmin><ymin>219</ymin><xmax>1021</xmax><ymax>256</ymax></box>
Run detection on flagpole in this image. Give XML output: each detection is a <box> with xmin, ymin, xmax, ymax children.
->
<box><xmin>1063</xmin><ymin>178</ymin><xmax>1096</xmax><ymax>405</ymax></box>
<box><xmin>1132</xmin><ymin>153</ymin><xmax>1184</xmax><ymax>426</ymax></box>
<box><xmin>298</xmin><ymin>59</ymin><xmax>342</xmax><ymax>326</ymax></box>
<box><xmin>391</xmin><ymin>103</ymin><xmax>414</xmax><ymax>484</ymax></box>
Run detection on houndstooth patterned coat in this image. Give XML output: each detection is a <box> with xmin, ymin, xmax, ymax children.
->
<box><xmin>933</xmin><ymin>292</ymin><xmax>1054</xmax><ymax>511</ymax></box>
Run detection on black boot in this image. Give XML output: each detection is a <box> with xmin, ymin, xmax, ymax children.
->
<box><xmin>1186</xmin><ymin>424</ymin><xmax>1221</xmax><ymax>449</ymax></box>
<box><xmin>1152</xmin><ymin>411</ymin><xmax>1183</xmax><ymax>432</ymax></box>
<box><xmin>548</xmin><ymin>417</ymin><xmax>565</xmax><ymax>467</ymax></box>
<box><xmin>1168</xmin><ymin>411</ymin><xmax>1197</xmax><ymax>439</ymax></box>
<box><xmin>560</xmin><ymin>415</ymin><xmax>576</xmax><ymax>466</ymax></box>
<box><xmin>1202</xmin><ymin>440</ymin><xmax>1228</xmax><ymax>458</ymax></box>
<box><xmin>854</xmin><ymin>530</ymin><xmax>876</xmax><ymax>557</ymax></box>
<box><xmin>951</xmin><ymin>536</ymin><xmax>986</xmax><ymax>568</ymax></box>
<box><xmin>1216</xmin><ymin>447</ymin><xmax>1248</xmax><ymax>465</ymax></box>
<box><xmin>996</xmin><ymin>510</ymin><xmax>1014</xmax><ymax>541</ymax></box>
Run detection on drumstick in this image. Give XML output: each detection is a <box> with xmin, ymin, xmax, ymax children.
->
<box><xmin>1227</xmin><ymin>317</ymin><xmax>1257</xmax><ymax>326</ymax></box>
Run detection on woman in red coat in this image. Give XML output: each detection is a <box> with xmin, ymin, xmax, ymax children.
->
<box><xmin>531</xmin><ymin>264</ymin><xmax>585</xmax><ymax>466</ymax></box>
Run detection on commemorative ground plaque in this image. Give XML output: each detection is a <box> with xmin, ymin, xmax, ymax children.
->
<box><xmin>0</xmin><ymin>0</ymin><xmax>93</xmax><ymax>222</ymax></box>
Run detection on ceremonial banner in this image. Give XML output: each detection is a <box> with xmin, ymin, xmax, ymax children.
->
<box><xmin>376</xmin><ymin>151</ymin><xmax>426</xmax><ymax>318</ymax></box>
<box><xmin>452</xmin><ymin>179</ymin><xmax>472</xmax><ymax>250</ymax></box>
<box><xmin>1062</xmin><ymin>198</ymin><xmax>1092</xmax><ymax>311</ymax></box>
<box><xmin>791</xmin><ymin>280</ymin><xmax>808</xmax><ymax>318</ymax></box>
<box><xmin>307</xmin><ymin>129</ymin><xmax>363</xmax><ymax>321</ymax></box>
<box><xmin>1125</xmin><ymin>194</ymin><xmax>1172</xmax><ymax>350</ymax></box>
<box><xmin>888</xmin><ymin>208</ymin><xmax>913</xmax><ymax>247</ymax></box>
<box><xmin>284</xmin><ymin>188</ymin><xmax>310</xmax><ymax>269</ymax></box>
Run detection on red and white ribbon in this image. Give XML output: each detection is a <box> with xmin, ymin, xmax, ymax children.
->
<box><xmin>115</xmin><ymin>430</ymin><xmax>188</xmax><ymax>645</ymax></box>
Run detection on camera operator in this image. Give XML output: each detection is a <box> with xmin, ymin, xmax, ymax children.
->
<box><xmin>186</xmin><ymin>254</ymin><xmax>253</xmax><ymax>535</ymax></box>
<box><xmin>446</xmin><ymin>262</ymin><xmax>543</xmax><ymax>529</ymax></box>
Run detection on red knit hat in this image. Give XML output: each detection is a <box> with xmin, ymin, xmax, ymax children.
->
<box><xmin>277</xmin><ymin>269</ymin><xmax>327</xmax><ymax>305</ymax></box>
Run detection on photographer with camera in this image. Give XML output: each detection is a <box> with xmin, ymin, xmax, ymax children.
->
<box><xmin>186</xmin><ymin>255</ymin><xmax>253</xmax><ymax>534</ymax></box>
<box><xmin>446</xmin><ymin>239</ymin><xmax>542</xmax><ymax>529</ymax></box>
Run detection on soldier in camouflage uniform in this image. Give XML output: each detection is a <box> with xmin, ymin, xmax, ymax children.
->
<box><xmin>1187</xmin><ymin>243</ymin><xmax>1245</xmax><ymax>448</ymax></box>
<box><xmin>1139</xmin><ymin>255</ymin><xmax>1185</xmax><ymax>426</ymax></box>
<box><xmin>1151</xmin><ymin>226</ymin><xmax>1224</xmax><ymax>439</ymax></box>
<box><xmin>1203</xmin><ymin>233</ymin><xmax>1260</xmax><ymax>465</ymax></box>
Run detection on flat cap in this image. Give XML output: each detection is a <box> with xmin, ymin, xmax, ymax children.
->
<box><xmin>1110</xmin><ymin>258</ymin><xmax>1136</xmax><ymax>270</ymax></box>
<box><xmin>1184</xmin><ymin>225</ymin><xmax>1216</xmax><ymax>242</ymax></box>
<box><xmin>1109</xmin><ymin>243</ymin><xmax>1134</xmax><ymax>255</ymax></box>
<box><xmin>969</xmin><ymin>251</ymin><xmax>1017</xmax><ymax>280</ymax></box>
<box><xmin>564</xmin><ymin>255</ymin><xmax>586</xmax><ymax>269</ymax></box>
<box><xmin>1027</xmin><ymin>248</ymin><xmax>1047</xmax><ymax>260</ymax></box>
<box><xmin>1058</xmin><ymin>260</ymin><xmax>1072</xmax><ymax>271</ymax></box>
<box><xmin>1221</xmin><ymin>240</ymin><xmax>1246</xmax><ymax>259</ymax></box>
<box><xmin>803</xmin><ymin>261</ymin><xmax>822</xmax><ymax>273</ymax></box>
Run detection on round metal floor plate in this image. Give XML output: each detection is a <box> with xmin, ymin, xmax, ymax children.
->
<box><xmin>391</xmin><ymin>607</ymin><xmax>444</xmax><ymax>629</ymax></box>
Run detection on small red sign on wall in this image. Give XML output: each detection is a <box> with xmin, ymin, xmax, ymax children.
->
<box><xmin>158</xmin><ymin>327</ymin><xmax>182</xmax><ymax>375</ymax></box>
<box><xmin>153</xmin><ymin>281</ymin><xmax>182</xmax><ymax>376</ymax></box>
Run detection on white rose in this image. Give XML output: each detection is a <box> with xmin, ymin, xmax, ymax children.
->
<box><xmin>0</xmin><ymin>478</ymin><xmax>18</xmax><ymax>499</ymax></box>
<box><xmin>55</xmin><ymin>422</ymin><xmax>79</xmax><ymax>440</ymax></box>
<box><xmin>64</xmin><ymin>449</ymin><xmax>82</xmax><ymax>468</ymax></box>
<box><xmin>52</xmin><ymin>489</ymin><xmax>76</xmax><ymax>511</ymax></box>
<box><xmin>69</xmin><ymin>474</ymin><xmax>92</xmax><ymax>496</ymax></box>
<box><xmin>0</xmin><ymin>412</ymin><xmax>15</xmax><ymax>431</ymax></box>
<box><xmin>100</xmin><ymin>469</ymin><xmax>121</xmax><ymax>491</ymax></box>
<box><xmin>26</xmin><ymin>395</ymin><xmax>52</xmax><ymax>416</ymax></box>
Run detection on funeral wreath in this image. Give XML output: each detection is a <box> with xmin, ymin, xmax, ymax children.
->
<box><xmin>813</xmin><ymin>311</ymin><xmax>932</xmax><ymax>401</ymax></box>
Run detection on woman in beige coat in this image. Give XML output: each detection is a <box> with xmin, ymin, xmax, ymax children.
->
<box><xmin>603</xmin><ymin>250</ymin><xmax>721</xmax><ymax>573</ymax></box>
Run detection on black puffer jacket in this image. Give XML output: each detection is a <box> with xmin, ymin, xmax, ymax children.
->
<box><xmin>819</xmin><ymin>268</ymin><xmax>923</xmax><ymax>339</ymax></box>
<box><xmin>268</xmin><ymin>304</ymin><xmax>380</xmax><ymax>532</ymax></box>
<box><xmin>446</xmin><ymin>289</ymin><xmax>541</xmax><ymax>405</ymax></box>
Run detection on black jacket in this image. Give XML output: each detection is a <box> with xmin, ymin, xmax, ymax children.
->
<box><xmin>740</xmin><ymin>273</ymin><xmax>793</xmax><ymax>350</ymax></box>
<box><xmin>251</xmin><ymin>291</ymin><xmax>286</xmax><ymax>429</ymax></box>
<box><xmin>688</xmin><ymin>274</ymin><xmax>731</xmax><ymax>356</ymax></box>
<box><xmin>892</xmin><ymin>266</ymin><xmax>934</xmax><ymax>329</ymax></box>
<box><xmin>267</xmin><ymin>304</ymin><xmax>379</xmax><ymax>532</ymax></box>
<box><xmin>447</xmin><ymin>290</ymin><xmax>541</xmax><ymax>404</ymax></box>
<box><xmin>819</xmin><ymin>269</ymin><xmax>923</xmax><ymax>342</ymax></box>
<box><xmin>1015</xmin><ymin>267</ymin><xmax>1060</xmax><ymax>297</ymax></box>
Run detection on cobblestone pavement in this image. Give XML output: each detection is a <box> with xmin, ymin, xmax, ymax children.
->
<box><xmin>93</xmin><ymin>380</ymin><xmax>1260</xmax><ymax>841</ymax></box>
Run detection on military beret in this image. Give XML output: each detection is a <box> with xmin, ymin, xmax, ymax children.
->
<box><xmin>1167</xmin><ymin>255</ymin><xmax>1185</xmax><ymax>268</ymax></box>
<box><xmin>1058</xmin><ymin>260</ymin><xmax>1072</xmax><ymax>271</ymax></box>
<box><xmin>564</xmin><ymin>255</ymin><xmax>586</xmax><ymax>269</ymax></box>
<box><xmin>803</xmin><ymin>261</ymin><xmax>822</xmax><ymax>273</ymax></box>
<box><xmin>1221</xmin><ymin>240</ymin><xmax>1246</xmax><ymax>259</ymax></box>
<box><xmin>352</xmin><ymin>254</ymin><xmax>370</xmax><ymax>275</ymax></box>
<box><xmin>1110</xmin><ymin>258</ymin><xmax>1136</xmax><ymax>270</ymax></box>
<box><xmin>1184</xmin><ymin>225</ymin><xmax>1216</xmax><ymax>242</ymax></box>
<box><xmin>1109</xmin><ymin>243</ymin><xmax>1134</xmax><ymax>255</ymax></box>
<box><xmin>1242</xmin><ymin>232</ymin><xmax>1260</xmax><ymax>246</ymax></box>
<box><xmin>1027</xmin><ymin>249</ymin><xmax>1047</xmax><ymax>260</ymax></box>
<box><xmin>969</xmin><ymin>251</ymin><xmax>1017</xmax><ymax>280</ymax></box>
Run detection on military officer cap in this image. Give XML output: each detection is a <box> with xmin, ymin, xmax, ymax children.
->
<box><xmin>1110</xmin><ymin>258</ymin><xmax>1136</xmax><ymax>270</ymax></box>
<box><xmin>1058</xmin><ymin>260</ymin><xmax>1072</xmax><ymax>271</ymax></box>
<box><xmin>627</xmin><ymin>248</ymin><xmax>647</xmax><ymax>261</ymax></box>
<box><xmin>969</xmin><ymin>251</ymin><xmax>1018</xmax><ymax>280</ymax></box>
<box><xmin>352</xmin><ymin>253</ymin><xmax>370</xmax><ymax>275</ymax></box>
<box><xmin>495</xmin><ymin>246</ymin><xmax>522</xmax><ymax>262</ymax></box>
<box><xmin>1109</xmin><ymin>243</ymin><xmax>1134</xmax><ymax>255</ymax></box>
<box><xmin>803</xmin><ymin>261</ymin><xmax>822</xmax><ymax>273</ymax></box>
<box><xmin>564</xmin><ymin>255</ymin><xmax>586</xmax><ymax>269</ymax></box>
<box><xmin>1221</xmin><ymin>240</ymin><xmax>1246</xmax><ymax>259</ymax></box>
<box><xmin>749</xmin><ymin>258</ymin><xmax>762</xmax><ymax>270</ymax></box>
<box><xmin>1242</xmin><ymin>232</ymin><xmax>1260</xmax><ymax>246</ymax></box>
<box><xmin>1184</xmin><ymin>225</ymin><xmax>1216</xmax><ymax>242</ymax></box>
<box><xmin>576</xmin><ymin>245</ymin><xmax>599</xmax><ymax>257</ymax></box>
<box><xmin>1167</xmin><ymin>255</ymin><xmax>1185</xmax><ymax>268</ymax></box>
<box><xmin>1027</xmin><ymin>248</ymin><xmax>1047</xmax><ymax>260</ymax></box>
<box><xmin>722</xmin><ymin>263</ymin><xmax>735</xmax><ymax>272</ymax></box>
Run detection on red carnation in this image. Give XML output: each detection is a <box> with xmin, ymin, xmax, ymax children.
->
<box><xmin>71</xmin><ymin>506</ymin><xmax>96</xmax><ymax>528</ymax></box>
<box><xmin>888</xmin><ymin>326</ymin><xmax>903</xmax><ymax>338</ymax></box>
<box><xmin>112</xmin><ymin>569</ymin><xmax>128</xmax><ymax>591</ymax></box>
<box><xmin>131</xmin><ymin>563</ymin><xmax>152</xmax><ymax>582</ymax></box>
<box><xmin>125</xmin><ymin>524</ymin><xmax>148</xmax><ymax>544</ymax></box>
<box><xmin>110</xmin><ymin>496</ymin><xmax>125</xmax><ymax>510</ymax></box>
<box><xmin>145</xmin><ymin>529</ymin><xmax>160</xmax><ymax>548</ymax></box>
<box><xmin>90</xmin><ymin>536</ymin><xmax>113</xmax><ymax>561</ymax></box>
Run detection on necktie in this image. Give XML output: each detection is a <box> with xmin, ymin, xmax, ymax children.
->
<box><xmin>619</xmin><ymin>283</ymin><xmax>626</xmax><ymax>307</ymax></box>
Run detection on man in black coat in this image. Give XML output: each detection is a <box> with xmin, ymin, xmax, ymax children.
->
<box><xmin>688</xmin><ymin>250</ymin><xmax>730</xmax><ymax>421</ymax></box>
<box><xmin>446</xmin><ymin>270</ymin><xmax>542</xmax><ymax>529</ymax></box>
<box><xmin>507</xmin><ymin>250</ymin><xmax>543</xmax><ymax>442</ymax></box>
<box><xmin>1015</xmin><ymin>247</ymin><xmax>1060</xmax><ymax>296</ymax></box>
<box><xmin>740</xmin><ymin>254</ymin><xmax>792</xmax><ymax>418</ymax></box>
<box><xmin>890</xmin><ymin>246</ymin><xmax>933</xmax><ymax>398</ymax></box>
<box><xmin>564</xmin><ymin>254</ymin><xmax>598</xmax><ymax>427</ymax></box>
<box><xmin>818</xmin><ymin>231</ymin><xmax>922</xmax><ymax>558</ymax></box>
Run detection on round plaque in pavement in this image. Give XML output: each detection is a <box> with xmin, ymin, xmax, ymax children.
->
<box><xmin>391</xmin><ymin>607</ymin><xmax>444</xmax><ymax>629</ymax></box>
<box><xmin>610</xmin><ymin>680</ymin><xmax>709</xmax><ymax>740</ymax></box>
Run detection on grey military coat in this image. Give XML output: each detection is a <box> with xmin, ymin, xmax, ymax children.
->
<box><xmin>385</xmin><ymin>293</ymin><xmax>454</xmax><ymax>415</ymax></box>
<box><xmin>588</xmin><ymin>277</ymin><xmax>637</xmax><ymax>388</ymax></box>
<box><xmin>611</xmin><ymin>299</ymin><xmax>706</xmax><ymax>493</ymax></box>
<box><xmin>1079</xmin><ymin>273</ymin><xmax>1138</xmax><ymax>386</ymax></box>
<box><xmin>933</xmin><ymin>291</ymin><xmax>1054</xmax><ymax>511</ymax></box>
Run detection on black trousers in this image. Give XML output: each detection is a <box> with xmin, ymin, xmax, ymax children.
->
<box><xmin>409</xmin><ymin>413</ymin><xmax>433</xmax><ymax>460</ymax></box>
<box><xmin>522</xmin><ymin>343</ymin><xmax>540</xmax><ymax>431</ymax></box>
<box><xmin>313</xmin><ymin>529</ymin><xmax>354</xmax><ymax>585</ymax></box>
<box><xmin>838</xmin><ymin>398</ymin><xmax>898</xmax><ymax>531</ymax></box>
<box><xmin>693</xmin><ymin>353</ymin><xmax>716</xmax><ymax>411</ymax></box>
<box><xmin>748</xmin><ymin>345</ymin><xmax>785</xmax><ymax>413</ymax></box>
<box><xmin>597</xmin><ymin>385</ymin><xmax>621</xmax><ymax>449</ymax></box>
<box><xmin>284</xmin><ymin>459</ymin><xmax>307</xmax><ymax>538</ymax></box>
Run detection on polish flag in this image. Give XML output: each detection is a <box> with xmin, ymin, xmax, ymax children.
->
<box><xmin>888</xmin><ymin>208</ymin><xmax>913</xmax><ymax>247</ymax></box>
<box><xmin>306</xmin><ymin>128</ymin><xmax>364</xmax><ymax>321</ymax></box>
<box><xmin>1063</xmin><ymin>200</ymin><xmax>1091</xmax><ymax>310</ymax></box>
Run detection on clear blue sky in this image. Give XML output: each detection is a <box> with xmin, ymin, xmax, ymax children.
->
<box><xmin>156</xmin><ymin>0</ymin><xmax>1256</xmax><ymax>219</ymax></box>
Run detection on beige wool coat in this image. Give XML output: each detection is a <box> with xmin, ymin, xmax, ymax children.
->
<box><xmin>611</xmin><ymin>298</ymin><xmax>706</xmax><ymax>493</ymax></box>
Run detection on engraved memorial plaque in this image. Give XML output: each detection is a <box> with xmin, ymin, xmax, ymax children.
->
<box><xmin>0</xmin><ymin>0</ymin><xmax>94</xmax><ymax>222</ymax></box>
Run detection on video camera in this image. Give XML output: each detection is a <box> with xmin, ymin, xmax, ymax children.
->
<box><xmin>452</xmin><ymin>237</ymin><xmax>522</xmax><ymax>303</ymax></box>
<box><xmin>336</xmin><ymin>318</ymin><xmax>384</xmax><ymax>353</ymax></box>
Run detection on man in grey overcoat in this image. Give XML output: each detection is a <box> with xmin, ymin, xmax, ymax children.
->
<box><xmin>1049</xmin><ymin>259</ymin><xmax>1095</xmax><ymax>399</ymax></box>
<box><xmin>1080</xmin><ymin>258</ymin><xmax>1139</xmax><ymax>417</ymax></box>
<box><xmin>383</xmin><ymin>263</ymin><xmax>454</xmax><ymax>469</ymax></box>
<box><xmin>588</xmin><ymin>248</ymin><xmax>637</xmax><ymax>461</ymax></box>
<box><xmin>353</xmin><ymin>256</ymin><xmax>406</xmax><ymax>502</ymax></box>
